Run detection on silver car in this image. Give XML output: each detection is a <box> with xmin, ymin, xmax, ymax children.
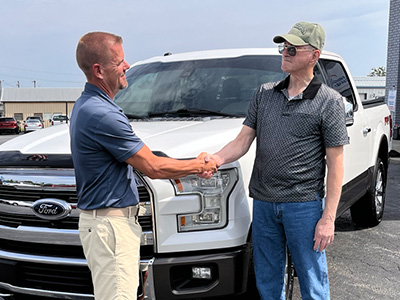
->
<box><xmin>24</xmin><ymin>119</ymin><xmax>44</xmax><ymax>133</ymax></box>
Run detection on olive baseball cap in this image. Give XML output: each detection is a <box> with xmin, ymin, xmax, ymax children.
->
<box><xmin>273</xmin><ymin>21</ymin><xmax>325</xmax><ymax>51</ymax></box>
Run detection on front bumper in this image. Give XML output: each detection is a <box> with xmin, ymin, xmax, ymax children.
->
<box><xmin>148</xmin><ymin>245</ymin><xmax>251</xmax><ymax>299</ymax></box>
<box><xmin>0</xmin><ymin>244</ymin><xmax>251</xmax><ymax>300</ymax></box>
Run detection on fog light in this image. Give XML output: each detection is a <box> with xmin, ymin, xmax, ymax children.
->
<box><xmin>192</xmin><ymin>267</ymin><xmax>212</xmax><ymax>279</ymax></box>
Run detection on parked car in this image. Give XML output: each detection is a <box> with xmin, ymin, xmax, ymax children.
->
<box><xmin>0</xmin><ymin>117</ymin><xmax>20</xmax><ymax>134</ymax></box>
<box><xmin>50</xmin><ymin>114</ymin><xmax>68</xmax><ymax>126</ymax></box>
<box><xmin>26</xmin><ymin>116</ymin><xmax>43</xmax><ymax>122</ymax></box>
<box><xmin>26</xmin><ymin>116</ymin><xmax>44</xmax><ymax>128</ymax></box>
<box><xmin>24</xmin><ymin>119</ymin><xmax>43</xmax><ymax>133</ymax></box>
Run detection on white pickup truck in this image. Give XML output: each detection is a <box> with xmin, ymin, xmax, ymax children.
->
<box><xmin>0</xmin><ymin>48</ymin><xmax>392</xmax><ymax>300</ymax></box>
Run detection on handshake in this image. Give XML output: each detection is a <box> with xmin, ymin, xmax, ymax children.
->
<box><xmin>196</xmin><ymin>152</ymin><xmax>223</xmax><ymax>179</ymax></box>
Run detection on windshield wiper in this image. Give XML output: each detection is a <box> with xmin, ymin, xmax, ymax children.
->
<box><xmin>148</xmin><ymin>108</ymin><xmax>241</xmax><ymax>118</ymax></box>
<box><xmin>125</xmin><ymin>113</ymin><xmax>148</xmax><ymax>119</ymax></box>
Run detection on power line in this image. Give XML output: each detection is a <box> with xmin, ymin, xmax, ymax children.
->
<box><xmin>0</xmin><ymin>65</ymin><xmax>79</xmax><ymax>77</ymax></box>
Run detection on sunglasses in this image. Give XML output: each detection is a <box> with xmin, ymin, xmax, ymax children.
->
<box><xmin>278</xmin><ymin>44</ymin><xmax>314</xmax><ymax>56</ymax></box>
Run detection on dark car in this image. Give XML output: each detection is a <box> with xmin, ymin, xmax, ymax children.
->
<box><xmin>0</xmin><ymin>117</ymin><xmax>20</xmax><ymax>134</ymax></box>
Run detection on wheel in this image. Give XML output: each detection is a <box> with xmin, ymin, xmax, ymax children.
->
<box><xmin>285</xmin><ymin>251</ymin><xmax>295</xmax><ymax>300</ymax></box>
<box><xmin>241</xmin><ymin>240</ymin><xmax>260</xmax><ymax>299</ymax></box>
<box><xmin>350</xmin><ymin>157</ymin><xmax>387</xmax><ymax>227</ymax></box>
<box><xmin>238</xmin><ymin>241</ymin><xmax>294</xmax><ymax>300</ymax></box>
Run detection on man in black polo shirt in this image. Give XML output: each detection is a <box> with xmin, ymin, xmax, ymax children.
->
<box><xmin>208</xmin><ymin>22</ymin><xmax>348</xmax><ymax>299</ymax></box>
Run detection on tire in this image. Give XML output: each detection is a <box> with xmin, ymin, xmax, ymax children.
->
<box><xmin>285</xmin><ymin>251</ymin><xmax>295</xmax><ymax>300</ymax></box>
<box><xmin>350</xmin><ymin>157</ymin><xmax>387</xmax><ymax>227</ymax></box>
<box><xmin>238</xmin><ymin>241</ymin><xmax>294</xmax><ymax>300</ymax></box>
<box><xmin>241</xmin><ymin>241</ymin><xmax>260</xmax><ymax>299</ymax></box>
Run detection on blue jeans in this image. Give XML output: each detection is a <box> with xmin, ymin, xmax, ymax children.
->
<box><xmin>252</xmin><ymin>199</ymin><xmax>330</xmax><ymax>300</ymax></box>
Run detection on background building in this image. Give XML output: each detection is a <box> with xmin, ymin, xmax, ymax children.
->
<box><xmin>0</xmin><ymin>87</ymin><xmax>82</xmax><ymax>127</ymax></box>
<box><xmin>354</xmin><ymin>76</ymin><xmax>386</xmax><ymax>101</ymax></box>
<box><xmin>386</xmin><ymin>0</ymin><xmax>400</xmax><ymax>128</ymax></box>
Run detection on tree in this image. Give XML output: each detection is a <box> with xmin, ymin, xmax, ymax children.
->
<box><xmin>368</xmin><ymin>66</ymin><xmax>386</xmax><ymax>77</ymax></box>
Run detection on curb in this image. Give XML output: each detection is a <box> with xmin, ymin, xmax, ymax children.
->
<box><xmin>390</xmin><ymin>158</ymin><xmax>400</xmax><ymax>165</ymax></box>
<box><xmin>390</xmin><ymin>150</ymin><xmax>400</xmax><ymax>165</ymax></box>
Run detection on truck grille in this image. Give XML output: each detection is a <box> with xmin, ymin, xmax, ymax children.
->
<box><xmin>0</xmin><ymin>185</ymin><xmax>152</xmax><ymax>231</ymax></box>
<box><xmin>0</xmin><ymin>185</ymin><xmax>78</xmax><ymax>203</ymax></box>
<box><xmin>0</xmin><ymin>168</ymin><xmax>154</xmax><ymax>257</ymax></box>
<box><xmin>0</xmin><ymin>168</ymin><xmax>155</xmax><ymax>298</ymax></box>
<box><xmin>6</xmin><ymin>260</ymin><xmax>94</xmax><ymax>294</ymax></box>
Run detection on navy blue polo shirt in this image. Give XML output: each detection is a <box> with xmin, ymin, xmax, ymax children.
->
<box><xmin>244</xmin><ymin>76</ymin><xmax>349</xmax><ymax>203</ymax></box>
<box><xmin>70</xmin><ymin>83</ymin><xmax>145</xmax><ymax>210</ymax></box>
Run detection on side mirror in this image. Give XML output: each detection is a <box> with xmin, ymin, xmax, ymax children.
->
<box><xmin>343</xmin><ymin>97</ymin><xmax>354</xmax><ymax>126</ymax></box>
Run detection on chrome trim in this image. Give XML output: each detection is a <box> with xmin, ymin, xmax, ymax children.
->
<box><xmin>0</xmin><ymin>168</ymin><xmax>76</xmax><ymax>190</ymax></box>
<box><xmin>0</xmin><ymin>200</ymin><xmax>79</xmax><ymax>216</ymax></box>
<box><xmin>142</xmin><ymin>231</ymin><xmax>154</xmax><ymax>246</ymax></box>
<box><xmin>0</xmin><ymin>199</ymin><xmax>32</xmax><ymax>207</ymax></box>
<box><xmin>0</xmin><ymin>249</ymin><xmax>87</xmax><ymax>266</ymax></box>
<box><xmin>0</xmin><ymin>282</ymin><xmax>93</xmax><ymax>300</ymax></box>
<box><xmin>145</xmin><ymin>258</ymin><xmax>156</xmax><ymax>300</ymax></box>
<box><xmin>0</xmin><ymin>292</ymin><xmax>14</xmax><ymax>297</ymax></box>
<box><xmin>0</xmin><ymin>258</ymin><xmax>154</xmax><ymax>300</ymax></box>
<box><xmin>134</xmin><ymin>170</ymin><xmax>156</xmax><ymax>250</ymax></box>
<box><xmin>0</xmin><ymin>224</ymin><xmax>81</xmax><ymax>245</ymax></box>
<box><xmin>0</xmin><ymin>224</ymin><xmax>153</xmax><ymax>246</ymax></box>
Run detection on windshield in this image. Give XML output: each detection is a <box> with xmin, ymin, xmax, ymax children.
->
<box><xmin>115</xmin><ymin>55</ymin><xmax>285</xmax><ymax>118</ymax></box>
<box><xmin>53</xmin><ymin>115</ymin><xmax>67</xmax><ymax>121</ymax></box>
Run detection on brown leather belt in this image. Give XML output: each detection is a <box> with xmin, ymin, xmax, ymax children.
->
<box><xmin>81</xmin><ymin>205</ymin><xmax>139</xmax><ymax>218</ymax></box>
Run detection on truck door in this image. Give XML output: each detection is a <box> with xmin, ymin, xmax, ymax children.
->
<box><xmin>318</xmin><ymin>59</ymin><xmax>372</xmax><ymax>208</ymax></box>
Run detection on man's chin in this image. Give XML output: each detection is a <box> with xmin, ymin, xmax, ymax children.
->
<box><xmin>120</xmin><ymin>81</ymin><xmax>128</xmax><ymax>90</ymax></box>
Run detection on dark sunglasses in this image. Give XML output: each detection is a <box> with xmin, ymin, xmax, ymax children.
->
<box><xmin>278</xmin><ymin>44</ymin><xmax>314</xmax><ymax>56</ymax></box>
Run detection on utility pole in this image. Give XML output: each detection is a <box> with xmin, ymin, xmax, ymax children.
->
<box><xmin>65</xmin><ymin>102</ymin><xmax>68</xmax><ymax>124</ymax></box>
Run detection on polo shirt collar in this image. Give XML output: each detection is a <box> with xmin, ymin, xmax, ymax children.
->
<box><xmin>84</xmin><ymin>83</ymin><xmax>123</xmax><ymax>111</ymax></box>
<box><xmin>274</xmin><ymin>75</ymin><xmax>323</xmax><ymax>99</ymax></box>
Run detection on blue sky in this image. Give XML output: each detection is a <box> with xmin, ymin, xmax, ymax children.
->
<box><xmin>0</xmin><ymin>0</ymin><xmax>390</xmax><ymax>88</ymax></box>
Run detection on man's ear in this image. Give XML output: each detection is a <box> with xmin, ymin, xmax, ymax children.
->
<box><xmin>311</xmin><ymin>50</ymin><xmax>321</xmax><ymax>65</ymax></box>
<box><xmin>92</xmin><ymin>63</ymin><xmax>103</xmax><ymax>79</ymax></box>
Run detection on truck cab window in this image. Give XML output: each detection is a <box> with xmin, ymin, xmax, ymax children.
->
<box><xmin>319</xmin><ymin>59</ymin><xmax>357</xmax><ymax>111</ymax></box>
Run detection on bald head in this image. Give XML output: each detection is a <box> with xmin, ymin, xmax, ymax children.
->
<box><xmin>76</xmin><ymin>32</ymin><xmax>123</xmax><ymax>79</ymax></box>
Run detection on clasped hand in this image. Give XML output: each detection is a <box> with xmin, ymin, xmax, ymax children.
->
<box><xmin>196</xmin><ymin>153</ymin><xmax>223</xmax><ymax>179</ymax></box>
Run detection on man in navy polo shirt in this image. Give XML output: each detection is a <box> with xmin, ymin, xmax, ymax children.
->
<box><xmin>70</xmin><ymin>32</ymin><xmax>217</xmax><ymax>300</ymax></box>
<box><xmin>206</xmin><ymin>22</ymin><xmax>349</xmax><ymax>299</ymax></box>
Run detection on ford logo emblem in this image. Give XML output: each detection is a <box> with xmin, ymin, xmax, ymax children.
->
<box><xmin>31</xmin><ymin>199</ymin><xmax>72</xmax><ymax>220</ymax></box>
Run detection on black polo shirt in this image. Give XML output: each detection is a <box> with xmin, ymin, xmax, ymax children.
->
<box><xmin>243</xmin><ymin>76</ymin><xmax>349</xmax><ymax>203</ymax></box>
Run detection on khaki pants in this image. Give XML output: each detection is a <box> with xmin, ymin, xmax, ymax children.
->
<box><xmin>79</xmin><ymin>211</ymin><xmax>142</xmax><ymax>300</ymax></box>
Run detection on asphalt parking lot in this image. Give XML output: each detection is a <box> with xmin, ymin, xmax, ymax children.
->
<box><xmin>292</xmin><ymin>140</ymin><xmax>400</xmax><ymax>299</ymax></box>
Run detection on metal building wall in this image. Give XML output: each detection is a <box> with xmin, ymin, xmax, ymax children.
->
<box><xmin>386</xmin><ymin>0</ymin><xmax>400</xmax><ymax>126</ymax></box>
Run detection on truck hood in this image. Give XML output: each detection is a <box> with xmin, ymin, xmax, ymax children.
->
<box><xmin>0</xmin><ymin>118</ymin><xmax>245</xmax><ymax>158</ymax></box>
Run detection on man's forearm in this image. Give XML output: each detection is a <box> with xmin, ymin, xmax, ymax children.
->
<box><xmin>323</xmin><ymin>145</ymin><xmax>345</xmax><ymax>220</ymax></box>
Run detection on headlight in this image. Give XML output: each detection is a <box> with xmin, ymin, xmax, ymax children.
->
<box><xmin>172</xmin><ymin>168</ymin><xmax>237</xmax><ymax>232</ymax></box>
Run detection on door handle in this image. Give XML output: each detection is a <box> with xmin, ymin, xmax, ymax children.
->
<box><xmin>363</xmin><ymin>127</ymin><xmax>372</xmax><ymax>135</ymax></box>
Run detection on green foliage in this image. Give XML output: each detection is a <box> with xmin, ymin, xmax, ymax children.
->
<box><xmin>368</xmin><ymin>66</ymin><xmax>386</xmax><ymax>77</ymax></box>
